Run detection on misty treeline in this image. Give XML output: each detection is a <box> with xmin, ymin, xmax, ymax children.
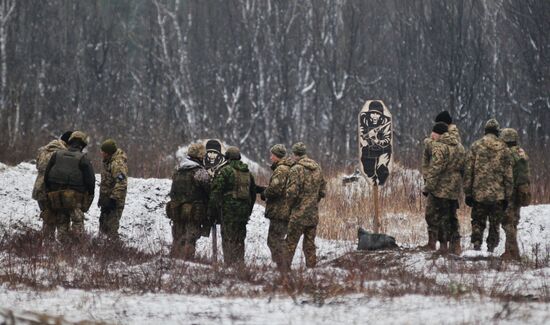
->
<box><xmin>0</xmin><ymin>0</ymin><xmax>548</xmax><ymax>184</ymax></box>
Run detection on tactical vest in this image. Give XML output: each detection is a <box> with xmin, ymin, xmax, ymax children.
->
<box><xmin>47</xmin><ymin>150</ymin><xmax>85</xmax><ymax>187</ymax></box>
<box><xmin>228</xmin><ymin>168</ymin><xmax>251</xmax><ymax>201</ymax></box>
<box><xmin>171</xmin><ymin>167</ymin><xmax>206</xmax><ymax>203</ymax></box>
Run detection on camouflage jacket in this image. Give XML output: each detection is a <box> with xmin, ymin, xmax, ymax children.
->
<box><xmin>464</xmin><ymin>134</ymin><xmax>513</xmax><ymax>202</ymax></box>
<box><xmin>209</xmin><ymin>160</ymin><xmax>256</xmax><ymax>223</ymax></box>
<box><xmin>32</xmin><ymin>139</ymin><xmax>67</xmax><ymax>201</ymax></box>
<box><xmin>510</xmin><ymin>146</ymin><xmax>531</xmax><ymax>197</ymax></box>
<box><xmin>168</xmin><ymin>156</ymin><xmax>210</xmax><ymax>222</ymax></box>
<box><xmin>287</xmin><ymin>156</ymin><xmax>326</xmax><ymax>226</ymax></box>
<box><xmin>264</xmin><ymin>157</ymin><xmax>294</xmax><ymax>220</ymax></box>
<box><xmin>423</xmin><ymin>132</ymin><xmax>465</xmax><ymax>200</ymax></box>
<box><xmin>99</xmin><ymin>148</ymin><xmax>128</xmax><ymax>207</ymax></box>
<box><xmin>422</xmin><ymin>124</ymin><xmax>462</xmax><ymax>179</ymax></box>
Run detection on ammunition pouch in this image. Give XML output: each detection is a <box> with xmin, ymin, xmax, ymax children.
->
<box><xmin>47</xmin><ymin>190</ymin><xmax>84</xmax><ymax>210</ymax></box>
<box><xmin>516</xmin><ymin>184</ymin><xmax>531</xmax><ymax>207</ymax></box>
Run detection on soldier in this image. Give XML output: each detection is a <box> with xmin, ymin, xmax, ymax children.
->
<box><xmin>421</xmin><ymin>111</ymin><xmax>464</xmax><ymax>253</ymax></box>
<box><xmin>422</xmin><ymin>122</ymin><xmax>465</xmax><ymax>254</ymax></box>
<box><xmin>263</xmin><ymin>144</ymin><xmax>294</xmax><ymax>268</ymax></box>
<box><xmin>44</xmin><ymin>131</ymin><xmax>95</xmax><ymax>241</ymax></box>
<box><xmin>359</xmin><ymin>101</ymin><xmax>392</xmax><ymax>185</ymax></box>
<box><xmin>500</xmin><ymin>128</ymin><xmax>531</xmax><ymax>260</ymax></box>
<box><xmin>166</xmin><ymin>143</ymin><xmax>210</xmax><ymax>259</ymax></box>
<box><xmin>286</xmin><ymin>142</ymin><xmax>326</xmax><ymax>268</ymax></box>
<box><xmin>464</xmin><ymin>119</ymin><xmax>513</xmax><ymax>252</ymax></box>
<box><xmin>98</xmin><ymin>139</ymin><xmax>128</xmax><ymax>240</ymax></box>
<box><xmin>32</xmin><ymin>131</ymin><xmax>73</xmax><ymax>239</ymax></box>
<box><xmin>209</xmin><ymin>146</ymin><xmax>256</xmax><ymax>265</ymax></box>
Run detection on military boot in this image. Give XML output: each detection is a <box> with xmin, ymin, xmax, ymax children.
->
<box><xmin>437</xmin><ymin>241</ymin><xmax>448</xmax><ymax>254</ymax></box>
<box><xmin>449</xmin><ymin>238</ymin><xmax>462</xmax><ymax>255</ymax></box>
<box><xmin>420</xmin><ymin>232</ymin><xmax>437</xmax><ymax>251</ymax></box>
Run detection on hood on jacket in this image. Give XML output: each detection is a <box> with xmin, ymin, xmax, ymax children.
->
<box><xmin>271</xmin><ymin>157</ymin><xmax>295</xmax><ymax>170</ymax></box>
<box><xmin>438</xmin><ymin>132</ymin><xmax>458</xmax><ymax>146</ymax></box>
<box><xmin>178</xmin><ymin>155</ymin><xmax>202</xmax><ymax>170</ymax></box>
<box><xmin>297</xmin><ymin>156</ymin><xmax>320</xmax><ymax>171</ymax></box>
<box><xmin>41</xmin><ymin>139</ymin><xmax>67</xmax><ymax>153</ymax></box>
<box><xmin>229</xmin><ymin>159</ymin><xmax>250</xmax><ymax>172</ymax></box>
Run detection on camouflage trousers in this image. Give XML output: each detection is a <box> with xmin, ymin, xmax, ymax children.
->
<box><xmin>502</xmin><ymin>202</ymin><xmax>521</xmax><ymax>258</ymax></box>
<box><xmin>38</xmin><ymin>200</ymin><xmax>57</xmax><ymax>240</ymax></box>
<box><xmin>171</xmin><ymin>218</ymin><xmax>202</xmax><ymax>259</ymax></box>
<box><xmin>425</xmin><ymin>195</ymin><xmax>460</xmax><ymax>243</ymax></box>
<box><xmin>286</xmin><ymin>221</ymin><xmax>317</xmax><ymax>268</ymax></box>
<box><xmin>53</xmin><ymin>208</ymin><xmax>85</xmax><ymax>242</ymax></box>
<box><xmin>471</xmin><ymin>201</ymin><xmax>505</xmax><ymax>251</ymax></box>
<box><xmin>99</xmin><ymin>207</ymin><xmax>124</xmax><ymax>240</ymax></box>
<box><xmin>221</xmin><ymin>221</ymin><xmax>247</xmax><ymax>265</ymax></box>
<box><xmin>267</xmin><ymin>219</ymin><xmax>289</xmax><ymax>267</ymax></box>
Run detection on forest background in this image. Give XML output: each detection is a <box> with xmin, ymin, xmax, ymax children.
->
<box><xmin>0</xmin><ymin>0</ymin><xmax>548</xmax><ymax>201</ymax></box>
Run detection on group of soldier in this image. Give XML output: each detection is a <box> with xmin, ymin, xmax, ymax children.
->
<box><xmin>422</xmin><ymin>111</ymin><xmax>531</xmax><ymax>260</ymax></box>
<box><xmin>167</xmin><ymin>142</ymin><xmax>326</xmax><ymax>268</ymax></box>
<box><xmin>32</xmin><ymin>131</ymin><xmax>128</xmax><ymax>242</ymax></box>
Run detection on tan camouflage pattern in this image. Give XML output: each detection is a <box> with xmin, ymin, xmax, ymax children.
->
<box><xmin>171</xmin><ymin>216</ymin><xmax>202</xmax><ymax>259</ymax></box>
<box><xmin>286</xmin><ymin>156</ymin><xmax>326</xmax><ymax>227</ymax></box>
<box><xmin>502</xmin><ymin>201</ymin><xmax>521</xmax><ymax>259</ymax></box>
<box><xmin>471</xmin><ymin>201</ymin><xmax>505</xmax><ymax>250</ymax></box>
<box><xmin>448</xmin><ymin>124</ymin><xmax>462</xmax><ymax>144</ymax></box>
<box><xmin>287</xmin><ymin>223</ymin><xmax>317</xmax><ymax>268</ymax></box>
<box><xmin>100</xmin><ymin>148</ymin><xmax>128</xmax><ymax>206</ymax></box>
<box><xmin>464</xmin><ymin>133</ymin><xmax>513</xmax><ymax>202</ymax></box>
<box><xmin>99</xmin><ymin>207</ymin><xmax>124</xmax><ymax>240</ymax></box>
<box><xmin>421</xmin><ymin>137</ymin><xmax>433</xmax><ymax>178</ymax></box>
<box><xmin>33</xmin><ymin>139</ymin><xmax>68</xmax><ymax>201</ymax></box>
<box><xmin>267</xmin><ymin>219</ymin><xmax>288</xmax><ymax>267</ymax></box>
<box><xmin>264</xmin><ymin>157</ymin><xmax>294</xmax><ymax>221</ymax></box>
<box><xmin>423</xmin><ymin>132</ymin><xmax>465</xmax><ymax>200</ymax></box>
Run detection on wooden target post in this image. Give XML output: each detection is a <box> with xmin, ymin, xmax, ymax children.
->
<box><xmin>358</xmin><ymin>100</ymin><xmax>393</xmax><ymax>233</ymax></box>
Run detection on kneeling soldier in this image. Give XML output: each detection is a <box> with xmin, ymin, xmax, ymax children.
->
<box><xmin>98</xmin><ymin>139</ymin><xmax>128</xmax><ymax>240</ymax></box>
<box><xmin>44</xmin><ymin>131</ymin><xmax>95</xmax><ymax>241</ymax></box>
<box><xmin>167</xmin><ymin>143</ymin><xmax>210</xmax><ymax>259</ymax></box>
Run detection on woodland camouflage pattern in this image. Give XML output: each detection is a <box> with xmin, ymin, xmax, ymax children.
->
<box><xmin>423</xmin><ymin>132</ymin><xmax>465</xmax><ymax>200</ymax></box>
<box><xmin>464</xmin><ymin>133</ymin><xmax>513</xmax><ymax>202</ymax></box>
<box><xmin>422</xmin><ymin>124</ymin><xmax>461</xmax><ymax>178</ymax></box>
<box><xmin>264</xmin><ymin>158</ymin><xmax>294</xmax><ymax>220</ymax></box>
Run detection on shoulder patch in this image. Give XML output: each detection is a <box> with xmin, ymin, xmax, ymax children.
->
<box><xmin>116</xmin><ymin>173</ymin><xmax>126</xmax><ymax>182</ymax></box>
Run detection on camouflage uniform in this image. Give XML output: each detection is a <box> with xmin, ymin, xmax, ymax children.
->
<box><xmin>33</xmin><ymin>139</ymin><xmax>67</xmax><ymax>239</ymax></box>
<box><xmin>500</xmin><ymin>129</ymin><xmax>531</xmax><ymax>260</ymax></box>
<box><xmin>464</xmin><ymin>122</ymin><xmax>513</xmax><ymax>251</ymax></box>
<box><xmin>209</xmin><ymin>155</ymin><xmax>256</xmax><ymax>265</ymax></box>
<box><xmin>98</xmin><ymin>148</ymin><xmax>128</xmax><ymax>239</ymax></box>
<box><xmin>286</xmin><ymin>151</ymin><xmax>326</xmax><ymax>268</ymax></box>
<box><xmin>423</xmin><ymin>131</ymin><xmax>465</xmax><ymax>246</ymax></box>
<box><xmin>264</xmin><ymin>157</ymin><xmax>294</xmax><ymax>267</ymax></box>
<box><xmin>168</xmin><ymin>154</ymin><xmax>210</xmax><ymax>259</ymax></box>
<box><xmin>422</xmin><ymin>124</ymin><xmax>463</xmax><ymax>250</ymax></box>
<box><xmin>44</xmin><ymin>132</ymin><xmax>95</xmax><ymax>241</ymax></box>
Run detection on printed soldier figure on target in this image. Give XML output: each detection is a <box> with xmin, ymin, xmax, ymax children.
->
<box><xmin>204</xmin><ymin>139</ymin><xmax>226</xmax><ymax>176</ymax></box>
<box><xmin>359</xmin><ymin>100</ymin><xmax>393</xmax><ymax>186</ymax></box>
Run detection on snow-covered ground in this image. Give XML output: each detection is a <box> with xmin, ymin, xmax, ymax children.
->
<box><xmin>1</xmin><ymin>162</ymin><xmax>549</xmax><ymax>324</ymax></box>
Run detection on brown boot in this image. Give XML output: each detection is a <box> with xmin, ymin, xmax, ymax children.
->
<box><xmin>420</xmin><ymin>233</ymin><xmax>437</xmax><ymax>251</ymax></box>
<box><xmin>449</xmin><ymin>238</ymin><xmax>462</xmax><ymax>255</ymax></box>
<box><xmin>437</xmin><ymin>241</ymin><xmax>448</xmax><ymax>254</ymax></box>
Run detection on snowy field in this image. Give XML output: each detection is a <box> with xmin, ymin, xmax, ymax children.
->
<box><xmin>1</xmin><ymin>162</ymin><xmax>549</xmax><ymax>324</ymax></box>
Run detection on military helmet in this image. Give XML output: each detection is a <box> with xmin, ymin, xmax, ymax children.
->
<box><xmin>100</xmin><ymin>139</ymin><xmax>117</xmax><ymax>155</ymax></box>
<box><xmin>270</xmin><ymin>144</ymin><xmax>286</xmax><ymax>158</ymax></box>
<box><xmin>292</xmin><ymin>142</ymin><xmax>307</xmax><ymax>156</ymax></box>
<box><xmin>68</xmin><ymin>131</ymin><xmax>88</xmax><ymax>146</ymax></box>
<box><xmin>500</xmin><ymin>128</ymin><xmax>519</xmax><ymax>144</ymax></box>
<box><xmin>188</xmin><ymin>143</ymin><xmax>206</xmax><ymax>160</ymax></box>
<box><xmin>225</xmin><ymin>146</ymin><xmax>241</xmax><ymax>160</ymax></box>
<box><xmin>484</xmin><ymin>119</ymin><xmax>500</xmax><ymax>133</ymax></box>
<box><xmin>369</xmin><ymin>101</ymin><xmax>384</xmax><ymax>113</ymax></box>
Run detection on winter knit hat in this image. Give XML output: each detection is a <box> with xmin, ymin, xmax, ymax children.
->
<box><xmin>432</xmin><ymin>122</ymin><xmax>448</xmax><ymax>135</ymax></box>
<box><xmin>225</xmin><ymin>146</ymin><xmax>241</xmax><ymax>160</ymax></box>
<box><xmin>270</xmin><ymin>144</ymin><xmax>286</xmax><ymax>158</ymax></box>
<box><xmin>60</xmin><ymin>130</ymin><xmax>74</xmax><ymax>144</ymax></box>
<box><xmin>500</xmin><ymin>128</ymin><xmax>518</xmax><ymax>144</ymax></box>
<box><xmin>187</xmin><ymin>143</ymin><xmax>206</xmax><ymax>160</ymax></box>
<box><xmin>435</xmin><ymin>111</ymin><xmax>452</xmax><ymax>125</ymax></box>
<box><xmin>292</xmin><ymin>142</ymin><xmax>307</xmax><ymax>156</ymax></box>
<box><xmin>484</xmin><ymin>119</ymin><xmax>500</xmax><ymax>135</ymax></box>
<box><xmin>100</xmin><ymin>139</ymin><xmax>117</xmax><ymax>155</ymax></box>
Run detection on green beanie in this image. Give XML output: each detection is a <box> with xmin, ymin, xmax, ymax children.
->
<box><xmin>270</xmin><ymin>144</ymin><xmax>286</xmax><ymax>158</ymax></box>
<box><xmin>292</xmin><ymin>142</ymin><xmax>307</xmax><ymax>156</ymax></box>
<box><xmin>101</xmin><ymin>139</ymin><xmax>117</xmax><ymax>155</ymax></box>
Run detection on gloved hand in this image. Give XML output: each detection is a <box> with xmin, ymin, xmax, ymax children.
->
<box><xmin>255</xmin><ymin>185</ymin><xmax>266</xmax><ymax>194</ymax></box>
<box><xmin>465</xmin><ymin>196</ymin><xmax>474</xmax><ymax>207</ymax></box>
<box><xmin>260</xmin><ymin>192</ymin><xmax>266</xmax><ymax>201</ymax></box>
<box><xmin>101</xmin><ymin>198</ymin><xmax>117</xmax><ymax>214</ymax></box>
<box><xmin>422</xmin><ymin>191</ymin><xmax>429</xmax><ymax>197</ymax></box>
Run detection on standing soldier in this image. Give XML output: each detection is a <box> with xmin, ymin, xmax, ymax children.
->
<box><xmin>44</xmin><ymin>131</ymin><xmax>95</xmax><ymax>241</ymax></box>
<box><xmin>166</xmin><ymin>143</ymin><xmax>210</xmax><ymax>259</ymax></box>
<box><xmin>422</xmin><ymin>122</ymin><xmax>465</xmax><ymax>254</ymax></box>
<box><xmin>98</xmin><ymin>139</ymin><xmax>128</xmax><ymax>240</ymax></box>
<box><xmin>464</xmin><ymin>119</ymin><xmax>513</xmax><ymax>252</ymax></box>
<box><xmin>33</xmin><ymin>131</ymin><xmax>73</xmax><ymax>239</ymax></box>
<box><xmin>286</xmin><ymin>142</ymin><xmax>326</xmax><ymax>269</ymax></box>
<box><xmin>500</xmin><ymin>128</ymin><xmax>531</xmax><ymax>260</ymax></box>
<box><xmin>263</xmin><ymin>144</ymin><xmax>294</xmax><ymax>268</ymax></box>
<box><xmin>209</xmin><ymin>146</ymin><xmax>256</xmax><ymax>266</ymax></box>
